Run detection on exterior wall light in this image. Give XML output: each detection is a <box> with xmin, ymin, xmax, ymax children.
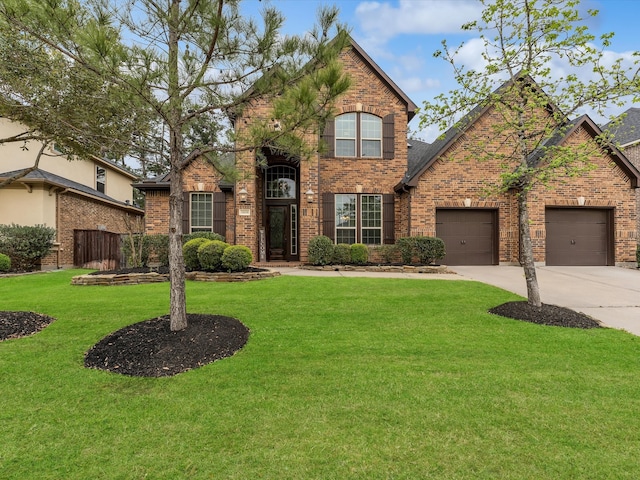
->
<box><xmin>306</xmin><ymin>188</ymin><xmax>314</xmax><ymax>203</ymax></box>
<box><xmin>238</xmin><ymin>187</ymin><xmax>248</xmax><ymax>203</ymax></box>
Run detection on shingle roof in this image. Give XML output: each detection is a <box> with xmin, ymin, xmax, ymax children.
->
<box><xmin>602</xmin><ymin>107</ymin><xmax>640</xmax><ymax>146</ymax></box>
<box><xmin>0</xmin><ymin>167</ymin><xmax>141</xmax><ymax>209</ymax></box>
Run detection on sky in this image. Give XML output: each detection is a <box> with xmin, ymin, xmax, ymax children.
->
<box><xmin>241</xmin><ymin>0</ymin><xmax>640</xmax><ymax>141</ymax></box>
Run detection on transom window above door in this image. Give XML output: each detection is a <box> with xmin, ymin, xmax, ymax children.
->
<box><xmin>335</xmin><ymin>112</ymin><xmax>382</xmax><ymax>158</ymax></box>
<box><xmin>265</xmin><ymin>165</ymin><xmax>296</xmax><ymax>199</ymax></box>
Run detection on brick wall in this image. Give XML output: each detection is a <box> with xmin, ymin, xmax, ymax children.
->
<box><xmin>406</xmin><ymin>108</ymin><xmax>638</xmax><ymax>264</ymax></box>
<box><xmin>50</xmin><ymin>192</ymin><xmax>143</xmax><ymax>268</ymax></box>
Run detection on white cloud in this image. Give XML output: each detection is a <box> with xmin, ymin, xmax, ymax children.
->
<box><xmin>398</xmin><ymin>76</ymin><xmax>441</xmax><ymax>93</ymax></box>
<box><xmin>356</xmin><ymin>0</ymin><xmax>482</xmax><ymax>45</ymax></box>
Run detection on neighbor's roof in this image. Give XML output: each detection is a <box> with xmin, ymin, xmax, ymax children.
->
<box><xmin>602</xmin><ymin>107</ymin><xmax>640</xmax><ymax>147</ymax></box>
<box><xmin>0</xmin><ymin>167</ymin><xmax>143</xmax><ymax>212</ymax></box>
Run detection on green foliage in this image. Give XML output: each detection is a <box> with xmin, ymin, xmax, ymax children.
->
<box><xmin>350</xmin><ymin>243</ymin><xmax>368</xmax><ymax>265</ymax></box>
<box><xmin>413</xmin><ymin>237</ymin><xmax>446</xmax><ymax>265</ymax></box>
<box><xmin>183</xmin><ymin>232</ymin><xmax>224</xmax><ymax>244</ymax></box>
<box><xmin>182</xmin><ymin>238</ymin><xmax>209</xmax><ymax>271</ymax></box>
<box><xmin>148</xmin><ymin>234</ymin><xmax>169</xmax><ymax>267</ymax></box>
<box><xmin>375</xmin><ymin>244</ymin><xmax>399</xmax><ymax>264</ymax></box>
<box><xmin>0</xmin><ymin>252</ymin><xmax>10</xmax><ymax>272</ymax></box>
<box><xmin>636</xmin><ymin>244</ymin><xmax>640</xmax><ymax>268</ymax></box>
<box><xmin>221</xmin><ymin>245</ymin><xmax>253</xmax><ymax>272</ymax></box>
<box><xmin>0</xmin><ymin>224</ymin><xmax>55</xmax><ymax>272</ymax></box>
<box><xmin>396</xmin><ymin>237</ymin><xmax>445</xmax><ymax>264</ymax></box>
<box><xmin>121</xmin><ymin>234</ymin><xmax>150</xmax><ymax>268</ymax></box>
<box><xmin>396</xmin><ymin>237</ymin><xmax>417</xmax><ymax>264</ymax></box>
<box><xmin>307</xmin><ymin>235</ymin><xmax>334</xmax><ymax>266</ymax></box>
<box><xmin>332</xmin><ymin>243</ymin><xmax>351</xmax><ymax>265</ymax></box>
<box><xmin>197</xmin><ymin>240</ymin><xmax>230</xmax><ymax>272</ymax></box>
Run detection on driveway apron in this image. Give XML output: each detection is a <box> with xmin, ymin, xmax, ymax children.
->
<box><xmin>451</xmin><ymin>266</ymin><xmax>640</xmax><ymax>336</ymax></box>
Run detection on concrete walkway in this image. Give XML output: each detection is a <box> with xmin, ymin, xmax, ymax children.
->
<box><xmin>271</xmin><ymin>265</ymin><xmax>640</xmax><ymax>336</ymax></box>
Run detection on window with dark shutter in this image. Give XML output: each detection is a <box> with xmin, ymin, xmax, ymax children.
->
<box><xmin>383</xmin><ymin>194</ymin><xmax>395</xmax><ymax>244</ymax></box>
<box><xmin>212</xmin><ymin>192</ymin><xmax>226</xmax><ymax>238</ymax></box>
<box><xmin>320</xmin><ymin>120</ymin><xmax>335</xmax><ymax>158</ymax></box>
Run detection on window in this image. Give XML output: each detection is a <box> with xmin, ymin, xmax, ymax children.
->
<box><xmin>335</xmin><ymin>194</ymin><xmax>382</xmax><ymax>245</ymax></box>
<box><xmin>190</xmin><ymin>193</ymin><xmax>212</xmax><ymax>232</ymax></box>
<box><xmin>265</xmin><ymin>165</ymin><xmax>296</xmax><ymax>199</ymax></box>
<box><xmin>96</xmin><ymin>166</ymin><xmax>106</xmax><ymax>194</ymax></box>
<box><xmin>335</xmin><ymin>113</ymin><xmax>381</xmax><ymax>158</ymax></box>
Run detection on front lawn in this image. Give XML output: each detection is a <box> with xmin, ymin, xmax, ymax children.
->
<box><xmin>1</xmin><ymin>270</ymin><xmax>639</xmax><ymax>479</ymax></box>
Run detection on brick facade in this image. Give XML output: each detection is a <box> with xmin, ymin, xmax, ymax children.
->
<box><xmin>403</xmin><ymin>107</ymin><xmax>638</xmax><ymax>265</ymax></box>
<box><xmin>44</xmin><ymin>191</ymin><xmax>143</xmax><ymax>268</ymax></box>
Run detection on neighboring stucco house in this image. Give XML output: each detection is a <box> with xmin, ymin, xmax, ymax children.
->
<box><xmin>0</xmin><ymin>117</ymin><xmax>144</xmax><ymax>269</ymax></box>
<box><xmin>136</xmin><ymin>37</ymin><xmax>639</xmax><ymax>267</ymax></box>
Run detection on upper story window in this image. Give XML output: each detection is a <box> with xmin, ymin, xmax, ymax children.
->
<box><xmin>96</xmin><ymin>166</ymin><xmax>106</xmax><ymax>194</ymax></box>
<box><xmin>335</xmin><ymin>113</ymin><xmax>382</xmax><ymax>158</ymax></box>
<box><xmin>265</xmin><ymin>165</ymin><xmax>296</xmax><ymax>199</ymax></box>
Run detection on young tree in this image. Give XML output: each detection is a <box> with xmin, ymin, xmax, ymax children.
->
<box><xmin>0</xmin><ymin>0</ymin><xmax>350</xmax><ymax>330</ymax></box>
<box><xmin>420</xmin><ymin>0</ymin><xmax>639</xmax><ymax>307</ymax></box>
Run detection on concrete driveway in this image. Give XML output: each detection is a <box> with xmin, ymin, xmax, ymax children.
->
<box><xmin>451</xmin><ymin>266</ymin><xmax>640</xmax><ymax>335</ymax></box>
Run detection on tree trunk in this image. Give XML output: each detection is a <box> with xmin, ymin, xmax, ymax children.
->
<box><xmin>517</xmin><ymin>190</ymin><xmax>542</xmax><ymax>308</ymax></box>
<box><xmin>167</xmin><ymin>0</ymin><xmax>187</xmax><ymax>331</ymax></box>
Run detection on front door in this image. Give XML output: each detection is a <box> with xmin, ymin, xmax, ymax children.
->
<box><xmin>267</xmin><ymin>205</ymin><xmax>289</xmax><ymax>261</ymax></box>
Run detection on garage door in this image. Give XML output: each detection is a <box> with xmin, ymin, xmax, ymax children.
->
<box><xmin>545</xmin><ymin>209</ymin><xmax>612</xmax><ymax>266</ymax></box>
<box><xmin>436</xmin><ymin>209</ymin><xmax>498</xmax><ymax>265</ymax></box>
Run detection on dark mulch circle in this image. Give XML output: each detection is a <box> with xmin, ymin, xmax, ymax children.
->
<box><xmin>489</xmin><ymin>301</ymin><xmax>602</xmax><ymax>329</ymax></box>
<box><xmin>0</xmin><ymin>311</ymin><xmax>56</xmax><ymax>341</ymax></box>
<box><xmin>84</xmin><ymin>314</ymin><xmax>250</xmax><ymax>377</ymax></box>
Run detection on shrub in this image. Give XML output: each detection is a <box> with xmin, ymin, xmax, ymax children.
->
<box><xmin>183</xmin><ymin>232</ymin><xmax>224</xmax><ymax>244</ymax></box>
<box><xmin>413</xmin><ymin>236</ymin><xmax>446</xmax><ymax>264</ymax></box>
<box><xmin>0</xmin><ymin>224</ymin><xmax>56</xmax><ymax>272</ymax></box>
<box><xmin>332</xmin><ymin>243</ymin><xmax>351</xmax><ymax>265</ymax></box>
<box><xmin>182</xmin><ymin>237</ymin><xmax>210</xmax><ymax>271</ymax></box>
<box><xmin>221</xmin><ymin>245</ymin><xmax>253</xmax><ymax>272</ymax></box>
<box><xmin>148</xmin><ymin>234</ymin><xmax>169</xmax><ymax>267</ymax></box>
<box><xmin>396</xmin><ymin>237</ymin><xmax>417</xmax><ymax>264</ymax></box>
<box><xmin>0</xmin><ymin>253</ymin><xmax>10</xmax><ymax>272</ymax></box>
<box><xmin>308</xmin><ymin>235</ymin><xmax>334</xmax><ymax>266</ymax></box>
<box><xmin>374</xmin><ymin>244</ymin><xmax>399</xmax><ymax>264</ymax></box>
<box><xmin>637</xmin><ymin>244</ymin><xmax>640</xmax><ymax>268</ymax></box>
<box><xmin>121</xmin><ymin>234</ymin><xmax>150</xmax><ymax>268</ymax></box>
<box><xmin>350</xmin><ymin>243</ymin><xmax>369</xmax><ymax>265</ymax></box>
<box><xmin>197</xmin><ymin>240</ymin><xmax>230</xmax><ymax>271</ymax></box>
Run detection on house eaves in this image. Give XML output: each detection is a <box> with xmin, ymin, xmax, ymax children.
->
<box><xmin>395</xmin><ymin>75</ymin><xmax>567</xmax><ymax>193</ymax></box>
<box><xmin>0</xmin><ymin>168</ymin><xmax>144</xmax><ymax>213</ymax></box>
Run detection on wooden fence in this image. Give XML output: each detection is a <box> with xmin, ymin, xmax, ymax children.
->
<box><xmin>73</xmin><ymin>229</ymin><xmax>121</xmax><ymax>271</ymax></box>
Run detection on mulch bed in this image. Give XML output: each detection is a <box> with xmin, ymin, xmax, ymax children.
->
<box><xmin>88</xmin><ymin>266</ymin><xmax>268</xmax><ymax>275</ymax></box>
<box><xmin>489</xmin><ymin>301</ymin><xmax>601</xmax><ymax>329</ymax></box>
<box><xmin>84</xmin><ymin>314</ymin><xmax>249</xmax><ymax>377</ymax></box>
<box><xmin>0</xmin><ymin>311</ymin><xmax>56</xmax><ymax>341</ymax></box>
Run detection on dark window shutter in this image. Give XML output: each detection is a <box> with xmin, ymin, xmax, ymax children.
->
<box><xmin>321</xmin><ymin>119</ymin><xmax>335</xmax><ymax>158</ymax></box>
<box><xmin>212</xmin><ymin>192</ymin><xmax>226</xmax><ymax>238</ymax></box>
<box><xmin>322</xmin><ymin>192</ymin><xmax>335</xmax><ymax>241</ymax></box>
<box><xmin>183</xmin><ymin>192</ymin><xmax>190</xmax><ymax>234</ymax></box>
<box><xmin>383</xmin><ymin>114</ymin><xmax>395</xmax><ymax>159</ymax></box>
<box><xmin>383</xmin><ymin>194</ymin><xmax>395</xmax><ymax>244</ymax></box>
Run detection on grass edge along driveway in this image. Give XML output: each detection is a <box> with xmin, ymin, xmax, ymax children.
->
<box><xmin>1</xmin><ymin>270</ymin><xmax>639</xmax><ymax>479</ymax></box>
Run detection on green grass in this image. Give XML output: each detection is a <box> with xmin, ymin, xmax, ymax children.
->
<box><xmin>1</xmin><ymin>270</ymin><xmax>640</xmax><ymax>479</ymax></box>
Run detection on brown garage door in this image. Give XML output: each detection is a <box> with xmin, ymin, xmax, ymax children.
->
<box><xmin>436</xmin><ymin>209</ymin><xmax>498</xmax><ymax>265</ymax></box>
<box><xmin>545</xmin><ymin>208</ymin><xmax>612</xmax><ymax>266</ymax></box>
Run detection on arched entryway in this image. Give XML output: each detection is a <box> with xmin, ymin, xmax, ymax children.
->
<box><xmin>260</xmin><ymin>160</ymin><xmax>300</xmax><ymax>262</ymax></box>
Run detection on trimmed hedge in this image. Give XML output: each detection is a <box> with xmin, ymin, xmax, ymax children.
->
<box><xmin>197</xmin><ymin>240</ymin><xmax>230</xmax><ymax>272</ymax></box>
<box><xmin>0</xmin><ymin>224</ymin><xmax>55</xmax><ymax>272</ymax></box>
<box><xmin>0</xmin><ymin>253</ymin><xmax>10</xmax><ymax>272</ymax></box>
<box><xmin>332</xmin><ymin>243</ymin><xmax>351</xmax><ymax>264</ymax></box>
<box><xmin>183</xmin><ymin>238</ymin><xmax>210</xmax><ymax>271</ymax></box>
<box><xmin>308</xmin><ymin>235</ymin><xmax>334</xmax><ymax>266</ymax></box>
<box><xmin>221</xmin><ymin>245</ymin><xmax>253</xmax><ymax>272</ymax></box>
<box><xmin>350</xmin><ymin>243</ymin><xmax>369</xmax><ymax>265</ymax></box>
<box><xmin>396</xmin><ymin>236</ymin><xmax>445</xmax><ymax>265</ymax></box>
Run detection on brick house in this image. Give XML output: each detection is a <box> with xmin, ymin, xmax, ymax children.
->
<box><xmin>0</xmin><ymin>117</ymin><xmax>144</xmax><ymax>269</ymax></box>
<box><xmin>136</xmin><ymin>37</ymin><xmax>639</xmax><ymax>267</ymax></box>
